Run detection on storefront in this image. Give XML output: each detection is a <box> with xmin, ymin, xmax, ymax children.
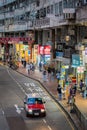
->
<box><xmin>72</xmin><ymin>53</ymin><xmax>85</xmax><ymax>84</ymax></box>
<box><xmin>38</xmin><ymin>45</ymin><xmax>51</xmax><ymax>65</ymax></box>
<box><xmin>15</xmin><ymin>43</ymin><xmax>29</xmax><ymax>62</ymax></box>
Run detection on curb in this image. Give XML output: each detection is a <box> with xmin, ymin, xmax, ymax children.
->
<box><xmin>16</xmin><ymin>70</ymin><xmax>78</xmax><ymax>130</ymax></box>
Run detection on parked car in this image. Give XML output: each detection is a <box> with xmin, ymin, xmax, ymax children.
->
<box><xmin>24</xmin><ymin>94</ymin><xmax>46</xmax><ymax>117</ymax></box>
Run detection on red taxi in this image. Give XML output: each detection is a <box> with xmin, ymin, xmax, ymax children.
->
<box><xmin>24</xmin><ymin>94</ymin><xmax>46</xmax><ymax>117</ymax></box>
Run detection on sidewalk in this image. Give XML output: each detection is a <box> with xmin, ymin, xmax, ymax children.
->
<box><xmin>17</xmin><ymin>65</ymin><xmax>87</xmax><ymax>129</ymax></box>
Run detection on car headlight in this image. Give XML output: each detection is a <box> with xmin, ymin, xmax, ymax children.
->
<box><xmin>41</xmin><ymin>109</ymin><xmax>45</xmax><ymax>112</ymax></box>
<box><xmin>28</xmin><ymin>109</ymin><xmax>33</xmax><ymax>113</ymax></box>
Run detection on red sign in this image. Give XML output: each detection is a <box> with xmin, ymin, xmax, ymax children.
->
<box><xmin>44</xmin><ymin>45</ymin><xmax>51</xmax><ymax>55</ymax></box>
<box><xmin>72</xmin><ymin>77</ymin><xmax>76</xmax><ymax>83</ymax></box>
<box><xmin>38</xmin><ymin>45</ymin><xmax>44</xmax><ymax>55</ymax></box>
<box><xmin>0</xmin><ymin>37</ymin><xmax>34</xmax><ymax>44</ymax></box>
<box><xmin>38</xmin><ymin>45</ymin><xmax>51</xmax><ymax>55</ymax></box>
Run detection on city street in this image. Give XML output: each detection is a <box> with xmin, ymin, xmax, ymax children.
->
<box><xmin>0</xmin><ymin>65</ymin><xmax>75</xmax><ymax>130</ymax></box>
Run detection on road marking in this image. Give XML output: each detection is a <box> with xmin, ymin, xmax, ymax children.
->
<box><xmin>43</xmin><ymin>119</ymin><xmax>46</xmax><ymax>124</ymax></box>
<box><xmin>48</xmin><ymin>126</ymin><xmax>52</xmax><ymax>130</ymax></box>
<box><xmin>14</xmin><ymin>104</ymin><xmax>21</xmax><ymax>114</ymax></box>
<box><xmin>43</xmin><ymin>119</ymin><xmax>52</xmax><ymax>130</ymax></box>
<box><xmin>2</xmin><ymin>110</ymin><xmax>4</xmax><ymax>115</ymax></box>
<box><xmin>7</xmin><ymin>69</ymin><xmax>26</xmax><ymax>94</ymax></box>
<box><xmin>24</xmin><ymin>82</ymin><xmax>51</xmax><ymax>101</ymax></box>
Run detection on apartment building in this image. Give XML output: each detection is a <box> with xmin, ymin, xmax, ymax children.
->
<box><xmin>0</xmin><ymin>0</ymin><xmax>86</xmax><ymax>66</ymax></box>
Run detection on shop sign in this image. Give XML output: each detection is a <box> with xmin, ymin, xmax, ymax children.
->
<box><xmin>72</xmin><ymin>54</ymin><xmax>80</xmax><ymax>67</ymax></box>
<box><xmin>38</xmin><ymin>46</ymin><xmax>44</xmax><ymax>55</ymax></box>
<box><xmin>38</xmin><ymin>45</ymin><xmax>51</xmax><ymax>55</ymax></box>
<box><xmin>44</xmin><ymin>45</ymin><xmax>51</xmax><ymax>55</ymax></box>
<box><xmin>62</xmin><ymin>57</ymin><xmax>70</xmax><ymax>65</ymax></box>
<box><xmin>77</xmin><ymin>66</ymin><xmax>84</xmax><ymax>73</ymax></box>
<box><xmin>61</xmin><ymin>68</ymin><xmax>65</xmax><ymax>75</ymax></box>
<box><xmin>0</xmin><ymin>37</ymin><xmax>34</xmax><ymax>44</ymax></box>
<box><xmin>56</xmin><ymin>52</ymin><xmax>63</xmax><ymax>58</ymax></box>
<box><xmin>34</xmin><ymin>45</ymin><xmax>38</xmax><ymax>54</ymax></box>
<box><xmin>28</xmin><ymin>50</ymin><xmax>31</xmax><ymax>55</ymax></box>
<box><xmin>72</xmin><ymin>77</ymin><xmax>76</xmax><ymax>83</ymax></box>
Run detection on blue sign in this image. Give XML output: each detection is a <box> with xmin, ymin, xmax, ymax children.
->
<box><xmin>72</xmin><ymin>54</ymin><xmax>80</xmax><ymax>67</ymax></box>
<box><xmin>56</xmin><ymin>52</ymin><xmax>63</xmax><ymax>58</ymax></box>
<box><xmin>28</xmin><ymin>50</ymin><xmax>31</xmax><ymax>55</ymax></box>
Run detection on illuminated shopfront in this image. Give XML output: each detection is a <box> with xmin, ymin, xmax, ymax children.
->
<box><xmin>38</xmin><ymin>45</ymin><xmax>51</xmax><ymax>65</ymax></box>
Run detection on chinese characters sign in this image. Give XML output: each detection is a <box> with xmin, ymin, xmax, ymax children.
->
<box><xmin>72</xmin><ymin>54</ymin><xmax>80</xmax><ymax>67</ymax></box>
<box><xmin>38</xmin><ymin>45</ymin><xmax>51</xmax><ymax>55</ymax></box>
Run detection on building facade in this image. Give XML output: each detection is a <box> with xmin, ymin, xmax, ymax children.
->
<box><xmin>0</xmin><ymin>0</ymin><xmax>87</xmax><ymax>83</ymax></box>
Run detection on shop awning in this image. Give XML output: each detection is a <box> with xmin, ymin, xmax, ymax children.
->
<box><xmin>0</xmin><ymin>37</ymin><xmax>34</xmax><ymax>44</ymax></box>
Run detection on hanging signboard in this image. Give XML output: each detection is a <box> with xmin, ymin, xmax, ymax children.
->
<box><xmin>77</xmin><ymin>66</ymin><xmax>84</xmax><ymax>73</ymax></box>
<box><xmin>72</xmin><ymin>54</ymin><xmax>80</xmax><ymax>67</ymax></box>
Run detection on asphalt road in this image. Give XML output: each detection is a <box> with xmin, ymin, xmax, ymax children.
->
<box><xmin>0</xmin><ymin>66</ymin><xmax>75</xmax><ymax>130</ymax></box>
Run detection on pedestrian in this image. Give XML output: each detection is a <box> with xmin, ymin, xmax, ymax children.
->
<box><xmin>80</xmin><ymin>79</ymin><xmax>84</xmax><ymax>93</ymax></box>
<box><xmin>70</xmin><ymin>95</ymin><xmax>75</xmax><ymax>113</ymax></box>
<box><xmin>32</xmin><ymin>63</ymin><xmax>35</xmax><ymax>74</ymax></box>
<box><xmin>39</xmin><ymin>62</ymin><xmax>42</xmax><ymax>72</ymax></box>
<box><xmin>62</xmin><ymin>86</ymin><xmax>66</xmax><ymax>100</ymax></box>
<box><xmin>42</xmin><ymin>69</ymin><xmax>47</xmax><ymax>82</ymax></box>
<box><xmin>26</xmin><ymin>63</ymin><xmax>30</xmax><ymax>75</ymax></box>
<box><xmin>21</xmin><ymin>57</ymin><xmax>24</xmax><ymax>65</ymax></box>
<box><xmin>23</xmin><ymin>59</ymin><xmax>26</xmax><ymax>68</ymax></box>
<box><xmin>82</xmin><ymin>84</ymin><xmax>86</xmax><ymax>98</ymax></box>
<box><xmin>47</xmin><ymin>66</ymin><xmax>51</xmax><ymax>80</ymax></box>
<box><xmin>56</xmin><ymin>71</ymin><xmax>60</xmax><ymax>83</ymax></box>
<box><xmin>57</xmin><ymin>84</ymin><xmax>62</xmax><ymax>100</ymax></box>
<box><xmin>72</xmin><ymin>83</ymin><xmax>77</xmax><ymax>96</ymax></box>
<box><xmin>30</xmin><ymin>62</ymin><xmax>33</xmax><ymax>74</ymax></box>
<box><xmin>67</xmin><ymin>85</ymin><xmax>73</xmax><ymax>104</ymax></box>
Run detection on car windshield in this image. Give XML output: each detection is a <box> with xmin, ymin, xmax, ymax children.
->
<box><xmin>27</xmin><ymin>98</ymin><xmax>43</xmax><ymax>104</ymax></box>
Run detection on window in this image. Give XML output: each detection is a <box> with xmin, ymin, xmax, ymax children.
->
<box><xmin>27</xmin><ymin>98</ymin><xmax>43</xmax><ymax>104</ymax></box>
<box><xmin>59</xmin><ymin>1</ymin><xmax>63</xmax><ymax>15</ymax></box>
<box><xmin>36</xmin><ymin>0</ymin><xmax>40</xmax><ymax>7</ymax></box>
<box><xmin>47</xmin><ymin>6</ymin><xmax>50</xmax><ymax>14</ymax></box>
<box><xmin>50</xmin><ymin>5</ymin><xmax>53</xmax><ymax>14</ymax></box>
<box><xmin>63</xmin><ymin>0</ymin><xmax>67</xmax><ymax>8</ymax></box>
<box><xmin>55</xmin><ymin>3</ymin><xmax>59</xmax><ymax>16</ymax></box>
<box><xmin>63</xmin><ymin>0</ymin><xmax>76</xmax><ymax>8</ymax></box>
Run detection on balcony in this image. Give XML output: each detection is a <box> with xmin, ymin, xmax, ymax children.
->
<box><xmin>4</xmin><ymin>23</ymin><xmax>28</xmax><ymax>32</ymax></box>
<box><xmin>63</xmin><ymin>8</ymin><xmax>76</xmax><ymax>20</ymax></box>
<box><xmin>2</xmin><ymin>0</ymin><xmax>16</xmax><ymax>6</ymax></box>
<box><xmin>0</xmin><ymin>0</ymin><xmax>16</xmax><ymax>7</ymax></box>
<box><xmin>33</xmin><ymin>18</ymin><xmax>50</xmax><ymax>29</ymax></box>
<box><xmin>5</xmin><ymin>11</ymin><xmax>14</xmax><ymax>18</ymax></box>
<box><xmin>0</xmin><ymin>13</ymin><xmax>5</xmax><ymax>20</ymax></box>
<box><xmin>29</xmin><ymin>16</ymin><xmax>68</xmax><ymax>29</ymax></box>
<box><xmin>14</xmin><ymin>8</ymin><xmax>25</xmax><ymax>16</ymax></box>
<box><xmin>0</xmin><ymin>26</ymin><xmax>4</xmax><ymax>32</ymax></box>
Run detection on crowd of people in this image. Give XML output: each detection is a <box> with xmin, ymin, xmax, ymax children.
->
<box><xmin>26</xmin><ymin>62</ymin><xmax>35</xmax><ymax>75</ymax></box>
<box><xmin>42</xmin><ymin>64</ymin><xmax>56</xmax><ymax>82</ymax></box>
